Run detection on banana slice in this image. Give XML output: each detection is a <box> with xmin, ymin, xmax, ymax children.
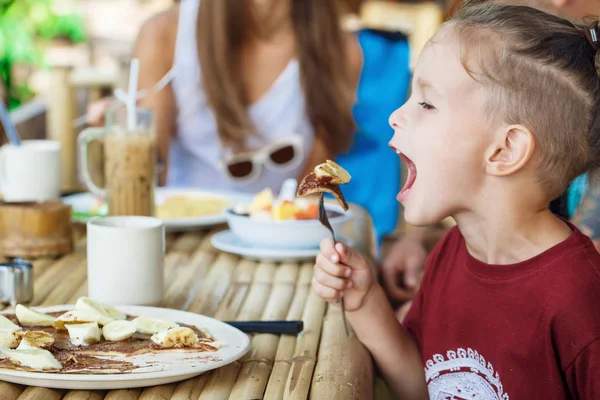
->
<box><xmin>102</xmin><ymin>320</ymin><xmax>136</xmax><ymax>342</ymax></box>
<box><xmin>151</xmin><ymin>327</ymin><xmax>198</xmax><ymax>348</ymax></box>
<box><xmin>65</xmin><ymin>322</ymin><xmax>102</xmax><ymax>346</ymax></box>
<box><xmin>53</xmin><ymin>310</ymin><xmax>113</xmax><ymax>330</ymax></box>
<box><xmin>0</xmin><ymin>348</ymin><xmax>62</xmax><ymax>371</ymax></box>
<box><xmin>16</xmin><ymin>331</ymin><xmax>54</xmax><ymax>350</ymax></box>
<box><xmin>0</xmin><ymin>331</ymin><xmax>23</xmax><ymax>348</ymax></box>
<box><xmin>133</xmin><ymin>316</ymin><xmax>179</xmax><ymax>335</ymax></box>
<box><xmin>0</xmin><ymin>315</ymin><xmax>21</xmax><ymax>332</ymax></box>
<box><xmin>75</xmin><ymin>297</ymin><xmax>126</xmax><ymax>321</ymax></box>
<box><xmin>15</xmin><ymin>304</ymin><xmax>56</xmax><ymax>327</ymax></box>
<box><xmin>314</xmin><ymin>160</ymin><xmax>351</xmax><ymax>184</ymax></box>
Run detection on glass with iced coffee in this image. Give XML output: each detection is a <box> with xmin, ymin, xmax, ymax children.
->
<box><xmin>78</xmin><ymin>106</ymin><xmax>156</xmax><ymax>216</ymax></box>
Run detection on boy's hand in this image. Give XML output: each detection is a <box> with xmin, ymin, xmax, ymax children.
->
<box><xmin>312</xmin><ymin>238</ymin><xmax>375</xmax><ymax>311</ymax></box>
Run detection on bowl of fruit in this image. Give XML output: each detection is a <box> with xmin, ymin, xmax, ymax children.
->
<box><xmin>226</xmin><ymin>187</ymin><xmax>352</xmax><ymax>249</ymax></box>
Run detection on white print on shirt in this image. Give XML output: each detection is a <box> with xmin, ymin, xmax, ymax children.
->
<box><xmin>424</xmin><ymin>347</ymin><xmax>509</xmax><ymax>400</ymax></box>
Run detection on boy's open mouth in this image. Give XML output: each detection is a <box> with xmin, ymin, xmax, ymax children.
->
<box><xmin>397</xmin><ymin>150</ymin><xmax>417</xmax><ymax>200</ymax></box>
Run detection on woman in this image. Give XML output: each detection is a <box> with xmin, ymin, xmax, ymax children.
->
<box><xmin>92</xmin><ymin>0</ymin><xmax>362</xmax><ymax>192</ymax></box>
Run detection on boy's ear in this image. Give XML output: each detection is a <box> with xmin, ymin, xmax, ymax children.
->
<box><xmin>485</xmin><ymin>125</ymin><xmax>534</xmax><ymax>177</ymax></box>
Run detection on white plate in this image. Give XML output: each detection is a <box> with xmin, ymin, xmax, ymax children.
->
<box><xmin>211</xmin><ymin>230</ymin><xmax>351</xmax><ymax>262</ymax></box>
<box><xmin>0</xmin><ymin>305</ymin><xmax>250</xmax><ymax>390</ymax></box>
<box><xmin>62</xmin><ymin>188</ymin><xmax>252</xmax><ymax>232</ymax></box>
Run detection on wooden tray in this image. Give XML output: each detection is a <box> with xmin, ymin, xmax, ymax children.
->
<box><xmin>0</xmin><ymin>201</ymin><xmax>73</xmax><ymax>258</ymax></box>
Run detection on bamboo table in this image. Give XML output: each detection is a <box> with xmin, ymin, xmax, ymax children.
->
<box><xmin>0</xmin><ymin>205</ymin><xmax>382</xmax><ymax>400</ymax></box>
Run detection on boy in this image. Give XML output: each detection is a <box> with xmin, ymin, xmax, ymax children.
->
<box><xmin>312</xmin><ymin>3</ymin><xmax>600</xmax><ymax>398</ymax></box>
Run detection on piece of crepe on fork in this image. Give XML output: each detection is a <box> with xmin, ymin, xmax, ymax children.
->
<box><xmin>296</xmin><ymin>160</ymin><xmax>351</xmax><ymax>210</ymax></box>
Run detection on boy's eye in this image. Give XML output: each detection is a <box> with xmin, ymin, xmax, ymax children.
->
<box><xmin>418</xmin><ymin>102</ymin><xmax>435</xmax><ymax>111</ymax></box>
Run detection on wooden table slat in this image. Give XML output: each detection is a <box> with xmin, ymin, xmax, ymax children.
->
<box><xmin>31</xmin><ymin>259</ymin><xmax>57</xmax><ymax>283</ymax></box>
<box><xmin>162</xmin><ymin>238</ymin><xmax>216</xmax><ymax>310</ymax></box>
<box><xmin>196</xmin><ymin>363</ymin><xmax>241</xmax><ymax>400</ymax></box>
<box><xmin>41</xmin><ymin>258</ymin><xmax>87</xmax><ymax>306</ymax></box>
<box><xmin>196</xmin><ymin>260</ymin><xmax>264</xmax><ymax>400</ymax></box>
<box><xmin>16</xmin><ymin>387</ymin><xmax>64</xmax><ymax>400</ymax></box>
<box><xmin>235</xmin><ymin>262</ymin><xmax>276</xmax><ymax>322</ymax></box>
<box><xmin>283</xmin><ymin>291</ymin><xmax>327</xmax><ymax>400</ymax></box>
<box><xmin>103</xmin><ymin>389</ymin><xmax>140</xmax><ymax>400</ymax></box>
<box><xmin>67</xmin><ymin>281</ymin><xmax>89</xmax><ymax>304</ymax></box>
<box><xmin>199</xmin><ymin>261</ymin><xmax>277</xmax><ymax>399</ymax></box>
<box><xmin>163</xmin><ymin>253</ymin><xmax>188</xmax><ymax>292</ymax></box>
<box><xmin>138</xmin><ymin>383</ymin><xmax>176</xmax><ymax>400</ymax></box>
<box><xmin>263</xmin><ymin>263</ymin><xmax>313</xmax><ymax>400</ymax></box>
<box><xmin>310</xmin><ymin>306</ymin><xmax>374</xmax><ymax>400</ymax></box>
<box><xmin>170</xmin><ymin>375</ymin><xmax>208</xmax><ymax>400</ymax></box>
<box><xmin>29</xmin><ymin>251</ymin><xmax>86</xmax><ymax>307</ymax></box>
<box><xmin>0</xmin><ymin>381</ymin><xmax>24</xmax><ymax>400</ymax></box>
<box><xmin>62</xmin><ymin>390</ymin><xmax>105</xmax><ymax>400</ymax></box>
<box><xmin>169</xmin><ymin>232</ymin><xmax>204</xmax><ymax>254</ymax></box>
<box><xmin>187</xmin><ymin>253</ymin><xmax>238</xmax><ymax>317</ymax></box>
<box><xmin>212</xmin><ymin>260</ymin><xmax>255</xmax><ymax>321</ymax></box>
<box><xmin>227</xmin><ymin>263</ymin><xmax>299</xmax><ymax>399</ymax></box>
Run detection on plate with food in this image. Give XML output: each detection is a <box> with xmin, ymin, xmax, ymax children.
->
<box><xmin>0</xmin><ymin>297</ymin><xmax>250</xmax><ymax>390</ymax></box>
<box><xmin>63</xmin><ymin>188</ymin><xmax>252</xmax><ymax>231</ymax></box>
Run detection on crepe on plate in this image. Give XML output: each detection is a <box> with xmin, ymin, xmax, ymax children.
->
<box><xmin>0</xmin><ymin>298</ymin><xmax>219</xmax><ymax>374</ymax></box>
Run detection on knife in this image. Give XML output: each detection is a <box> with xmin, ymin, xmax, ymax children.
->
<box><xmin>224</xmin><ymin>320</ymin><xmax>303</xmax><ymax>334</ymax></box>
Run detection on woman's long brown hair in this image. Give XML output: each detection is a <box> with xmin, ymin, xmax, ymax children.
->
<box><xmin>197</xmin><ymin>0</ymin><xmax>356</xmax><ymax>155</ymax></box>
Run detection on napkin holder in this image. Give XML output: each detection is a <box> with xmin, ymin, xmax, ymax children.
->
<box><xmin>0</xmin><ymin>201</ymin><xmax>73</xmax><ymax>258</ymax></box>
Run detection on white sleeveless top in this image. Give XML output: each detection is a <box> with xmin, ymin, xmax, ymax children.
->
<box><xmin>168</xmin><ymin>0</ymin><xmax>314</xmax><ymax>193</ymax></box>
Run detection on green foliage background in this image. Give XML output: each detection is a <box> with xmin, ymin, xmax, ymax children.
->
<box><xmin>0</xmin><ymin>0</ymin><xmax>87</xmax><ymax>109</ymax></box>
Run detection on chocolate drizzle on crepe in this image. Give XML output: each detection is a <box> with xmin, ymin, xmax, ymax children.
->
<box><xmin>297</xmin><ymin>172</ymin><xmax>348</xmax><ymax>211</ymax></box>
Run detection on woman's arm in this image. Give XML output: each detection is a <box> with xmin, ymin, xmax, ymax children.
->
<box><xmin>132</xmin><ymin>8</ymin><xmax>178</xmax><ymax>186</ymax></box>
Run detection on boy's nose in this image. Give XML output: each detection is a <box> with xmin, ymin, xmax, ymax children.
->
<box><xmin>388</xmin><ymin>107</ymin><xmax>404</xmax><ymax>130</ymax></box>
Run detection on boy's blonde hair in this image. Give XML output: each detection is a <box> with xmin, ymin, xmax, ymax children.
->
<box><xmin>451</xmin><ymin>2</ymin><xmax>600</xmax><ymax>198</ymax></box>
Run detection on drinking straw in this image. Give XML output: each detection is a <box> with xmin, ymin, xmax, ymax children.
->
<box><xmin>72</xmin><ymin>66</ymin><xmax>176</xmax><ymax>128</ymax></box>
<box><xmin>0</xmin><ymin>100</ymin><xmax>21</xmax><ymax>146</ymax></box>
<box><xmin>126</xmin><ymin>58</ymin><xmax>140</xmax><ymax>131</ymax></box>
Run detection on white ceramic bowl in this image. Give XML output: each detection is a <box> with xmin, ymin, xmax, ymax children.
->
<box><xmin>225</xmin><ymin>204</ymin><xmax>353</xmax><ymax>249</ymax></box>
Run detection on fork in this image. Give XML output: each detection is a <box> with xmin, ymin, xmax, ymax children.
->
<box><xmin>318</xmin><ymin>193</ymin><xmax>350</xmax><ymax>337</ymax></box>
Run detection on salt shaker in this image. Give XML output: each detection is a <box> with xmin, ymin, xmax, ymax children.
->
<box><xmin>0</xmin><ymin>258</ymin><xmax>33</xmax><ymax>305</ymax></box>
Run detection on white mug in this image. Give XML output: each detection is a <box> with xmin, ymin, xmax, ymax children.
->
<box><xmin>87</xmin><ymin>216</ymin><xmax>165</xmax><ymax>306</ymax></box>
<box><xmin>0</xmin><ymin>140</ymin><xmax>61</xmax><ymax>202</ymax></box>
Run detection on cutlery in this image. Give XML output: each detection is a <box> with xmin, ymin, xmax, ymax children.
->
<box><xmin>318</xmin><ymin>193</ymin><xmax>350</xmax><ymax>337</ymax></box>
<box><xmin>0</xmin><ymin>100</ymin><xmax>21</xmax><ymax>145</ymax></box>
<box><xmin>225</xmin><ymin>320</ymin><xmax>303</xmax><ymax>334</ymax></box>
<box><xmin>72</xmin><ymin>68</ymin><xmax>177</xmax><ymax>128</ymax></box>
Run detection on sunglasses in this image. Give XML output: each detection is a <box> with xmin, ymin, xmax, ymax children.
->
<box><xmin>220</xmin><ymin>136</ymin><xmax>304</xmax><ymax>184</ymax></box>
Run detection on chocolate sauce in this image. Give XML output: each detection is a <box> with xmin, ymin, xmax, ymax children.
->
<box><xmin>297</xmin><ymin>172</ymin><xmax>348</xmax><ymax>211</ymax></box>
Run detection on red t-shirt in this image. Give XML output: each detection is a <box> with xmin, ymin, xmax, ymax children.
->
<box><xmin>404</xmin><ymin>226</ymin><xmax>600</xmax><ymax>400</ymax></box>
